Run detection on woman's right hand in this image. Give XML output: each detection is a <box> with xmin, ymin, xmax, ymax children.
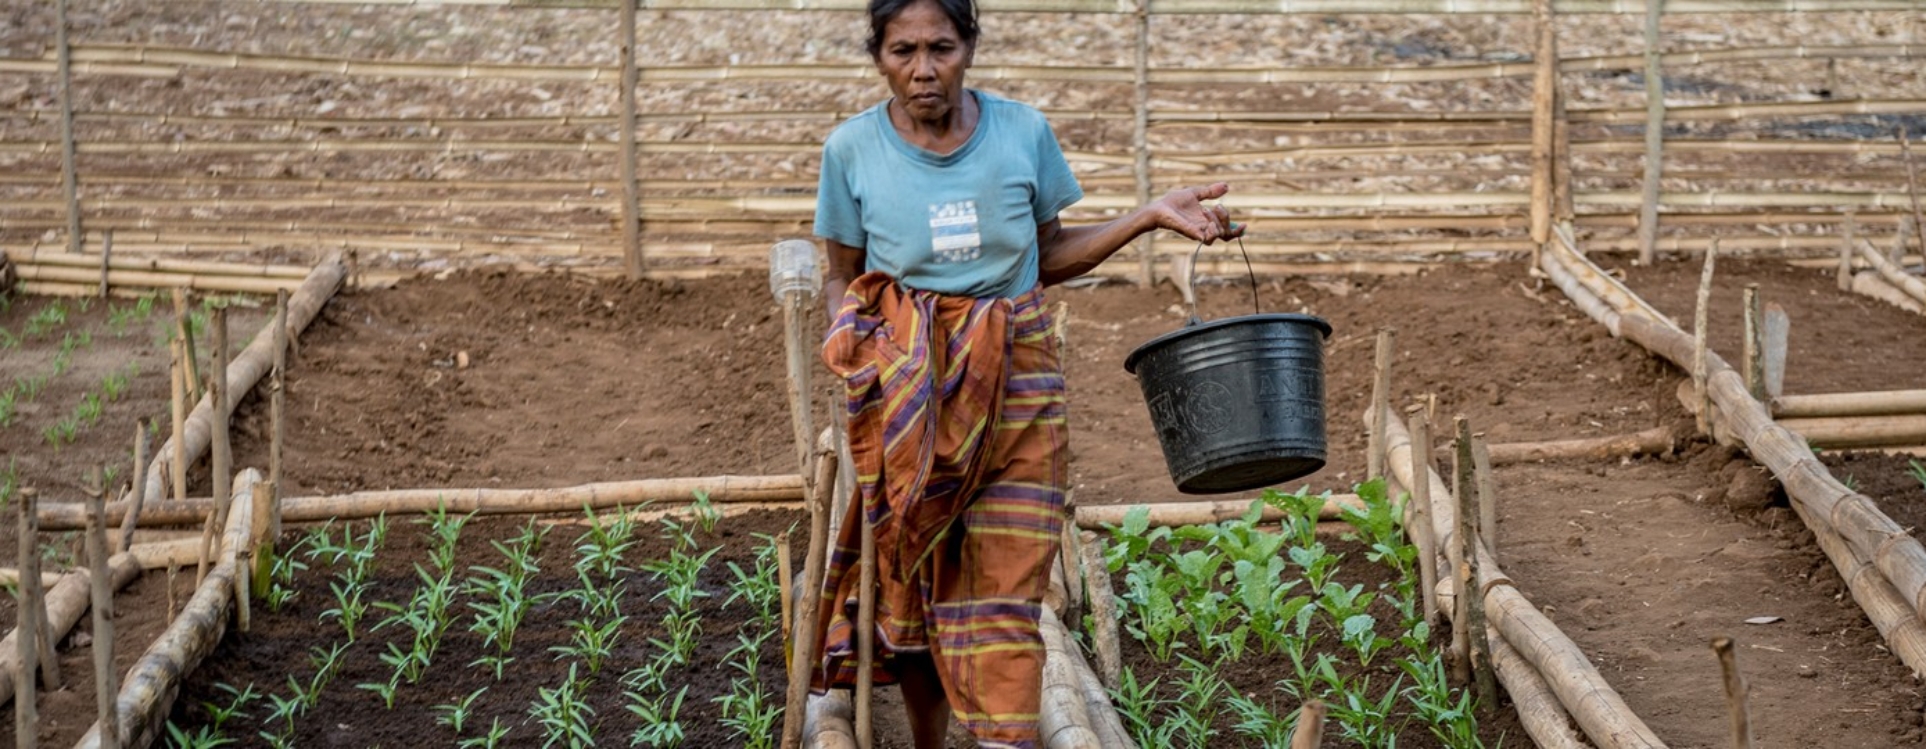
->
<box><xmin>1147</xmin><ymin>182</ymin><xmax>1245</xmax><ymax>244</ymax></box>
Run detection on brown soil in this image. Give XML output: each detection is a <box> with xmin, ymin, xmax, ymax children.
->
<box><xmin>10</xmin><ymin>256</ymin><xmax>1926</xmax><ymax>747</ymax></box>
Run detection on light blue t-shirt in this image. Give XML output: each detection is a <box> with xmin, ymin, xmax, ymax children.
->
<box><xmin>814</xmin><ymin>91</ymin><xmax>1084</xmax><ymax>299</ymax></box>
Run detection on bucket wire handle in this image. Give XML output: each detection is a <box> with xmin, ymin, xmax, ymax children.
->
<box><xmin>1184</xmin><ymin>226</ymin><xmax>1261</xmax><ymax>324</ymax></box>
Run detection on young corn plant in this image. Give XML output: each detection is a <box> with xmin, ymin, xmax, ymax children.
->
<box><xmin>459</xmin><ymin>718</ymin><xmax>512</xmax><ymax>749</ymax></box>
<box><xmin>627</xmin><ymin>683</ymin><xmax>690</xmax><ymax>748</ymax></box>
<box><xmin>689</xmin><ymin>489</ymin><xmax>722</xmax><ymax>534</ymax></box>
<box><xmin>465</xmin><ymin>520</ymin><xmax>545</xmax><ymax>678</ymax></box>
<box><xmin>435</xmin><ymin>686</ymin><xmax>490</xmax><ymax>736</ymax></box>
<box><xmin>1107</xmin><ymin>666</ymin><xmax>1163</xmax><ymax>748</ymax></box>
<box><xmin>529</xmin><ymin>663</ymin><xmax>596</xmax><ymax>749</ymax></box>
<box><xmin>552</xmin><ymin>614</ymin><xmax>627</xmax><ymax>675</ymax></box>
<box><xmin>575</xmin><ymin>503</ymin><xmax>637</xmax><ymax>581</ymax></box>
<box><xmin>165</xmin><ymin>682</ymin><xmax>260</xmax><ymax>749</ymax></box>
<box><xmin>712</xmin><ymin>630</ymin><xmax>782</xmax><ymax>749</ymax></box>
<box><xmin>722</xmin><ymin>532</ymin><xmax>783</xmax><ymax>627</ymax></box>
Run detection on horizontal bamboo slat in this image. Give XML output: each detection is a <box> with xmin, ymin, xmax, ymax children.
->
<box><xmin>3</xmin><ymin>249</ymin><xmax>311</xmax><ymax>278</ymax></box>
<box><xmin>1773</xmin><ymin>390</ymin><xmax>1926</xmax><ymax>419</ymax></box>
<box><xmin>23</xmin><ymin>0</ymin><xmax>1925</xmax><ymax>15</ymax></box>
<box><xmin>16</xmin><ymin>263</ymin><xmax>304</xmax><ymax>294</ymax></box>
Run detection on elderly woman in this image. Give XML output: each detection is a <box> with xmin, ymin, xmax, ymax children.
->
<box><xmin>811</xmin><ymin>0</ymin><xmax>1240</xmax><ymax>745</ymax></box>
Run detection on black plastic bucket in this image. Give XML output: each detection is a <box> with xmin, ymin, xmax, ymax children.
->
<box><xmin>1124</xmin><ymin>313</ymin><xmax>1332</xmax><ymax>495</ymax></box>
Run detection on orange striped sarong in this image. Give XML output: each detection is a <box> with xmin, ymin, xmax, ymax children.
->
<box><xmin>813</xmin><ymin>272</ymin><xmax>1067</xmax><ymax>749</ymax></box>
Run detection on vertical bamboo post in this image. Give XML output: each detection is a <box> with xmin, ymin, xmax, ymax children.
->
<box><xmin>1368</xmin><ymin>328</ymin><xmax>1394</xmax><ymax>482</ymax></box>
<box><xmin>97</xmin><ymin>231</ymin><xmax>112</xmax><ymax>299</ymax></box>
<box><xmin>855</xmin><ymin>513</ymin><xmax>876</xmax><ymax>749</ymax></box>
<box><xmin>1742</xmin><ymin>284</ymin><xmax>1764</xmax><ymax>401</ymax></box>
<box><xmin>1896</xmin><ymin>216</ymin><xmax>1914</xmax><ymax>267</ymax></box>
<box><xmin>619</xmin><ymin>0</ymin><xmax>643</xmax><ymax>279</ymax></box>
<box><xmin>1637</xmin><ymin>0</ymin><xmax>1666</xmax><ymax>265</ymax></box>
<box><xmin>15</xmin><ymin>492</ymin><xmax>38</xmax><ymax>749</ymax></box>
<box><xmin>87</xmin><ymin>489</ymin><xmax>119</xmax><ymax>749</ymax></box>
<box><xmin>1131</xmin><ymin>0</ymin><xmax>1153</xmax><ymax>287</ymax></box>
<box><xmin>198</xmin><ymin>308</ymin><xmax>232</xmax><ymax>585</ymax></box>
<box><xmin>164</xmin><ymin>564</ymin><xmax>178</xmax><ymax>625</ymax></box>
<box><xmin>56</xmin><ymin>0</ymin><xmax>81</xmax><ymax>256</ymax></box>
<box><xmin>781</xmin><ymin>440</ymin><xmax>839</xmax><ymax>749</ymax></box>
<box><xmin>1444</xmin><ymin>418</ymin><xmax>1469</xmax><ymax>684</ymax></box>
<box><xmin>1900</xmin><ymin>126</ymin><xmax>1924</xmax><ymax>261</ymax></box>
<box><xmin>1837</xmin><ymin>212</ymin><xmax>1856</xmax><ymax>291</ymax></box>
<box><xmin>270</xmin><ymin>288</ymin><xmax>288</xmax><ymax>541</ymax></box>
<box><xmin>1693</xmin><ymin>243</ymin><xmax>1717</xmax><ymax>436</ymax></box>
<box><xmin>1456</xmin><ymin>419</ymin><xmax>1495</xmax><ymax>706</ymax></box>
<box><xmin>117</xmin><ymin>420</ymin><xmax>148</xmax><ymax>553</ymax></box>
<box><xmin>172</xmin><ymin>290</ymin><xmax>202</xmax><ymax>405</ymax></box>
<box><xmin>777</xmin><ymin>530</ymin><xmax>794</xmax><ymax>647</ymax></box>
<box><xmin>1471</xmin><ymin>432</ymin><xmax>1496</xmax><ymax>560</ymax></box>
<box><xmin>782</xmin><ymin>293</ymin><xmax>814</xmax><ymax>482</ymax></box>
<box><xmin>1712</xmin><ymin>636</ymin><xmax>1753</xmax><ymax>749</ymax></box>
<box><xmin>1407</xmin><ymin>407</ymin><xmax>1440</xmax><ymax>631</ymax></box>
<box><xmin>169</xmin><ymin>337</ymin><xmax>187</xmax><ymax>504</ymax></box>
<box><xmin>1529</xmin><ymin>0</ymin><xmax>1558</xmax><ymax>245</ymax></box>
<box><xmin>1288</xmin><ymin>699</ymin><xmax>1326</xmax><ymax>749</ymax></box>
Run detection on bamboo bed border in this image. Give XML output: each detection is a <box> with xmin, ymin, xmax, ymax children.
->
<box><xmin>1538</xmin><ymin>230</ymin><xmax>1926</xmax><ymax>679</ymax></box>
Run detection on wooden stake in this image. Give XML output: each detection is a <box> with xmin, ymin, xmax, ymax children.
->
<box><xmin>1637</xmin><ymin>0</ymin><xmax>1666</xmax><ymax>266</ymax></box>
<box><xmin>781</xmin><ymin>435</ymin><xmax>839</xmax><ymax>749</ymax></box>
<box><xmin>164</xmin><ymin>564</ymin><xmax>177</xmax><ymax>625</ymax></box>
<box><xmin>194</xmin><ymin>504</ymin><xmax>214</xmax><ymax>586</ymax></box>
<box><xmin>1407</xmin><ymin>408</ymin><xmax>1440</xmax><ymax>631</ymax></box>
<box><xmin>1077</xmin><ymin>531</ymin><xmax>1122</xmax><ymax>689</ymax></box>
<box><xmin>1901</xmin><ymin>126</ymin><xmax>1925</xmax><ymax>261</ymax></box>
<box><xmin>1132</xmin><ymin>0</ymin><xmax>1153</xmax><ymax>287</ymax></box>
<box><xmin>1455</xmin><ymin>419</ymin><xmax>1495</xmax><ymax>707</ymax></box>
<box><xmin>168</xmin><ymin>337</ymin><xmax>187</xmax><ymax>504</ymax></box>
<box><xmin>854</xmin><ymin>506</ymin><xmax>876</xmax><ymax>749</ymax></box>
<box><xmin>172</xmin><ymin>289</ymin><xmax>202</xmax><ymax>406</ymax></box>
<box><xmin>618</xmin><ymin>0</ymin><xmax>643</xmax><ymax>279</ymax></box>
<box><xmin>777</xmin><ymin>530</ymin><xmax>794</xmax><ymax>650</ymax></box>
<box><xmin>270</xmin><ymin>288</ymin><xmax>288</xmax><ymax>541</ymax></box>
<box><xmin>15</xmin><ymin>492</ymin><xmax>39</xmax><ymax>749</ymax></box>
<box><xmin>1471</xmin><ymin>433</ymin><xmax>1496</xmax><ymax>560</ymax></box>
<box><xmin>56</xmin><ymin>0</ymin><xmax>80</xmax><ymax>257</ymax></box>
<box><xmin>1693</xmin><ymin>241</ymin><xmax>1718</xmax><ymax>436</ymax></box>
<box><xmin>1712</xmin><ymin>636</ymin><xmax>1753</xmax><ymax>749</ymax></box>
<box><xmin>781</xmin><ymin>292</ymin><xmax>814</xmax><ymax>483</ymax></box>
<box><xmin>205</xmin><ymin>307</ymin><xmax>233</xmax><ymax>582</ymax></box>
<box><xmin>1478</xmin><ymin>425</ymin><xmax>1678</xmax><ymax>465</ymax></box>
<box><xmin>1529</xmin><ymin>0</ymin><xmax>1558</xmax><ymax>245</ymax></box>
<box><xmin>1368</xmin><ymin>327</ymin><xmax>1395</xmax><ymax>482</ymax></box>
<box><xmin>119</xmin><ymin>420</ymin><xmax>148</xmax><ymax>553</ymax></box>
<box><xmin>98</xmin><ymin>231</ymin><xmax>112</xmax><ymax>299</ymax></box>
<box><xmin>1837</xmin><ymin>212</ymin><xmax>1856</xmax><ymax>291</ymax></box>
<box><xmin>1742</xmin><ymin>284</ymin><xmax>1765</xmax><ymax>401</ymax></box>
<box><xmin>1288</xmin><ymin>699</ymin><xmax>1326</xmax><ymax>749</ymax></box>
<box><xmin>87</xmin><ymin>490</ymin><xmax>119</xmax><ymax>749</ymax></box>
<box><xmin>1762</xmin><ymin>303</ymin><xmax>1788</xmax><ymax>400</ymax></box>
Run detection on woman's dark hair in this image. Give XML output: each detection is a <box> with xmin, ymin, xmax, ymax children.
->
<box><xmin>865</xmin><ymin>0</ymin><xmax>979</xmax><ymax>59</ymax></box>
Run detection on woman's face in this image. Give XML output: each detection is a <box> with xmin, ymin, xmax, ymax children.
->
<box><xmin>875</xmin><ymin>0</ymin><xmax>973</xmax><ymax>125</ymax></box>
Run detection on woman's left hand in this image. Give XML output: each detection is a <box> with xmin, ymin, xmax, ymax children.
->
<box><xmin>1148</xmin><ymin>182</ymin><xmax>1246</xmax><ymax>244</ymax></box>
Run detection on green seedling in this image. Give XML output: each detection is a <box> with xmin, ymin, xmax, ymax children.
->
<box><xmin>690</xmin><ymin>489</ymin><xmax>721</xmax><ymax>533</ymax></box>
<box><xmin>529</xmin><ymin>663</ymin><xmax>595</xmax><ymax>749</ymax></box>
<box><xmin>435</xmin><ymin>686</ymin><xmax>489</xmax><ymax>735</ymax></box>
<box><xmin>458</xmin><ymin>718</ymin><xmax>511</xmax><ymax>749</ymax></box>
<box><xmin>627</xmin><ymin>684</ymin><xmax>690</xmax><ymax>748</ymax></box>
<box><xmin>552</xmin><ymin>614</ymin><xmax>627</xmax><ymax>675</ymax></box>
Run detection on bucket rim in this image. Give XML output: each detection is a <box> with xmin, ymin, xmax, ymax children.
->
<box><xmin>1123</xmin><ymin>312</ymin><xmax>1333</xmax><ymax>375</ymax></box>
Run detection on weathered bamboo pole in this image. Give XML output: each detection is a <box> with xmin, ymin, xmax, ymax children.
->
<box><xmin>783</xmin><ymin>434</ymin><xmax>839</xmax><ymax>749</ymax></box>
<box><xmin>1711</xmin><ymin>637</ymin><xmax>1752</xmax><ymax>749</ymax></box>
<box><xmin>269</xmin><ymin>288</ymin><xmax>287</xmax><ymax>542</ymax></box>
<box><xmin>40</xmin><ymin>473</ymin><xmax>808</xmax><ymax>530</ymax></box>
<box><xmin>4</xmin><ymin>251</ymin><xmax>311</xmax><ymax>279</ymax></box>
<box><xmin>1637</xmin><ymin>0</ymin><xmax>1664</xmax><ymax>266</ymax></box>
<box><xmin>1529</xmin><ymin>0</ymin><xmax>1557</xmax><ymax>245</ymax></box>
<box><xmin>0</xmin><ymin>571</ymin><xmax>61</xmax><ymax>589</ymax></box>
<box><xmin>1901</xmin><ymin>126</ymin><xmax>1925</xmax><ymax>261</ymax></box>
<box><xmin>168</xmin><ymin>339</ymin><xmax>187</xmax><ymax>506</ymax></box>
<box><xmin>780</xmin><ymin>279</ymin><xmax>815</xmax><ymax>487</ymax></box>
<box><xmin>13</xmin><ymin>264</ymin><xmax>306</xmax><ymax>295</ymax></box>
<box><xmin>0</xmin><ymin>556</ymin><xmax>141</xmax><ymax>710</ymax></box>
<box><xmin>618</xmin><ymin>0</ymin><xmax>642</xmax><ymax>279</ymax></box>
<box><xmin>198</xmin><ymin>308</ymin><xmax>233</xmax><ymax>586</ymax></box>
<box><xmin>1693</xmin><ymin>244</ymin><xmax>1717</xmax><ymax>435</ymax></box>
<box><xmin>1789</xmin><ymin>496</ymin><xmax>1926</xmax><ymax>677</ymax></box>
<box><xmin>1838</xmin><ymin>213</ymin><xmax>1858</xmax><ymax>291</ymax></box>
<box><xmin>1071</xmin><ymin>494</ymin><xmax>1363</xmax><ymax>529</ymax></box>
<box><xmin>117</xmin><ymin>421</ymin><xmax>148</xmax><ymax>554</ymax></box>
<box><xmin>1407</xmin><ymin>408</ymin><xmax>1440</xmax><ymax>630</ymax></box>
<box><xmin>1742</xmin><ymin>285</ymin><xmax>1764</xmax><ymax>400</ymax></box>
<box><xmin>778</xmin><ymin>531</ymin><xmax>794</xmax><ymax>648</ymax></box>
<box><xmin>1848</xmin><ymin>270</ymin><xmax>1925</xmax><ymax>314</ymax></box>
<box><xmin>86</xmin><ymin>492</ymin><xmax>119</xmax><ymax>749</ymax></box>
<box><xmin>172</xmin><ymin>289</ymin><xmax>202</xmax><ymax>410</ymax></box>
<box><xmin>1289</xmin><ymin>700</ymin><xmax>1326</xmax><ymax>749</ymax></box>
<box><xmin>854</xmin><ymin>506</ymin><xmax>875</xmax><ymax>749</ymax></box>
<box><xmin>1076</xmin><ymin>531</ymin><xmax>1121</xmax><ymax>689</ymax></box>
<box><xmin>1131</xmin><ymin>0</ymin><xmax>1152</xmax><ymax>288</ymax></box>
<box><xmin>55</xmin><ymin>0</ymin><xmax>80</xmax><ymax>257</ymax></box>
<box><xmin>1369</xmin><ymin>328</ymin><xmax>1395</xmax><ymax>481</ymax></box>
<box><xmin>77</xmin><ymin>470</ymin><xmax>258</xmax><ymax>749</ymax></box>
<box><xmin>97</xmin><ymin>232</ymin><xmax>111</xmax><ymax>299</ymax></box>
<box><xmin>1472</xmin><ymin>433</ymin><xmax>1496</xmax><ymax>559</ymax></box>
<box><xmin>1772</xmin><ymin>390</ymin><xmax>1926</xmax><ymax>419</ymax></box>
<box><xmin>1774</xmin><ymin>414</ymin><xmax>1926</xmax><ymax>449</ymax></box>
<box><xmin>1479</xmin><ymin>426</ymin><xmax>1677</xmax><ymax>465</ymax></box>
<box><xmin>1858</xmin><ymin>238</ymin><xmax>1926</xmax><ymax>305</ymax></box>
<box><xmin>1059</xmin><ymin>611</ymin><xmax>1135</xmax><ymax>749</ymax></box>
<box><xmin>804</xmin><ymin>690</ymin><xmax>857</xmax><ymax>749</ymax></box>
<box><xmin>1038</xmin><ymin>606</ymin><xmax>1103</xmax><ymax>749</ymax></box>
<box><xmin>14</xmin><ymin>493</ymin><xmax>39</xmax><ymax>748</ymax></box>
<box><xmin>1489</xmin><ymin>634</ymin><xmax>1592</xmax><ymax>749</ymax></box>
<box><xmin>1455</xmin><ymin>419</ymin><xmax>1497</xmax><ymax>707</ymax></box>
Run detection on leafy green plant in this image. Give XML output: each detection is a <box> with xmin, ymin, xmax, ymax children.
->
<box><xmin>627</xmin><ymin>683</ymin><xmax>690</xmax><ymax>748</ymax></box>
<box><xmin>165</xmin><ymin>681</ymin><xmax>260</xmax><ymax>749</ymax></box>
<box><xmin>690</xmin><ymin>489</ymin><xmax>721</xmax><ymax>534</ymax></box>
<box><xmin>458</xmin><ymin>718</ymin><xmax>512</xmax><ymax>749</ymax></box>
<box><xmin>1909</xmin><ymin>459</ymin><xmax>1926</xmax><ymax>491</ymax></box>
<box><xmin>575</xmin><ymin>503</ymin><xmax>637</xmax><ymax>580</ymax></box>
<box><xmin>435</xmin><ymin>686</ymin><xmax>489</xmax><ymax>735</ymax></box>
<box><xmin>529</xmin><ymin>663</ymin><xmax>595</xmax><ymax>749</ymax></box>
<box><xmin>1107</xmin><ymin>666</ymin><xmax>1163</xmax><ymax>747</ymax></box>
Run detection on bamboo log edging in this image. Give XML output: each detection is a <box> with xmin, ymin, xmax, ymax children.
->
<box><xmin>1076</xmin><ymin>531</ymin><xmax>1122</xmax><ymax>690</ymax></box>
<box><xmin>1490</xmin><ymin>633</ymin><xmax>1594</xmax><ymax>749</ymax></box>
<box><xmin>1846</xmin><ymin>270</ymin><xmax>1926</xmax><ymax>314</ymax></box>
<box><xmin>1857</xmin><ymin>239</ymin><xmax>1926</xmax><ymax>306</ymax></box>
<box><xmin>78</xmin><ymin>470</ymin><xmax>259</xmax><ymax>749</ymax></box>
<box><xmin>1071</xmin><ymin>494</ymin><xmax>1363</xmax><ymax>529</ymax></box>
<box><xmin>1378</xmin><ymin>406</ymin><xmax>1665</xmax><ymax>749</ymax></box>
<box><xmin>1479</xmin><ymin>426</ymin><xmax>1680</xmax><ymax>464</ymax></box>
<box><xmin>4</xmin><ymin>250</ymin><xmax>310</xmax><ymax>279</ymax></box>
<box><xmin>1772</xmin><ymin>390</ymin><xmax>1926</xmax><ymax>419</ymax></box>
<box><xmin>0</xmin><ymin>556</ymin><xmax>143</xmax><ymax>709</ymax></box>
<box><xmin>1541</xmin><ymin>238</ymin><xmax>1926</xmax><ymax>672</ymax></box>
<box><xmin>803</xmin><ymin>690</ymin><xmax>857</xmax><ymax>749</ymax></box>
<box><xmin>1037</xmin><ymin>605</ymin><xmax>1101</xmax><ymax>749</ymax></box>
<box><xmin>1773</xmin><ymin>414</ymin><xmax>1926</xmax><ymax>449</ymax></box>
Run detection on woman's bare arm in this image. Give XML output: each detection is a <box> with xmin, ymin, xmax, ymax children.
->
<box><xmin>1037</xmin><ymin>182</ymin><xmax>1243</xmax><ymax>287</ymax></box>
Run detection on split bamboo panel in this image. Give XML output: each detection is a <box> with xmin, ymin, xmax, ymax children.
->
<box><xmin>1378</xmin><ymin>407</ymin><xmax>1663</xmax><ymax>749</ymax></box>
<box><xmin>1542</xmin><ymin>239</ymin><xmax>1926</xmax><ymax>641</ymax></box>
<box><xmin>0</xmin><ymin>555</ymin><xmax>140</xmax><ymax>708</ymax></box>
<box><xmin>77</xmin><ymin>470</ymin><xmax>259</xmax><ymax>749</ymax></box>
<box><xmin>15</xmin><ymin>264</ymin><xmax>304</xmax><ymax>294</ymax></box>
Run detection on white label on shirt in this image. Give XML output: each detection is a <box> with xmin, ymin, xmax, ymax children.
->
<box><xmin>928</xmin><ymin>200</ymin><xmax>982</xmax><ymax>263</ymax></box>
